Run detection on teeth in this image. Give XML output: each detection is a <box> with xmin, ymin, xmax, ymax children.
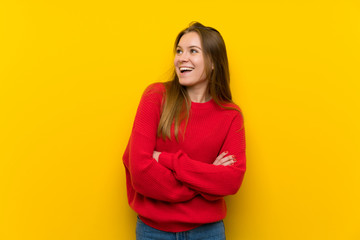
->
<box><xmin>180</xmin><ymin>67</ymin><xmax>194</xmax><ymax>71</ymax></box>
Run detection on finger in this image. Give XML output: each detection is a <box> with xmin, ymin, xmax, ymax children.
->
<box><xmin>220</xmin><ymin>157</ymin><xmax>237</xmax><ymax>166</ymax></box>
<box><xmin>217</xmin><ymin>155</ymin><xmax>236</xmax><ymax>166</ymax></box>
<box><xmin>214</xmin><ymin>151</ymin><xmax>229</xmax><ymax>164</ymax></box>
<box><xmin>221</xmin><ymin>159</ymin><xmax>236</xmax><ymax>166</ymax></box>
<box><xmin>214</xmin><ymin>155</ymin><xmax>231</xmax><ymax>165</ymax></box>
<box><xmin>215</xmin><ymin>151</ymin><xmax>229</xmax><ymax>161</ymax></box>
<box><xmin>214</xmin><ymin>154</ymin><xmax>232</xmax><ymax>165</ymax></box>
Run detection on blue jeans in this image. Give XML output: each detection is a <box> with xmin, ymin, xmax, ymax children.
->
<box><xmin>136</xmin><ymin>216</ymin><xmax>226</xmax><ymax>240</ymax></box>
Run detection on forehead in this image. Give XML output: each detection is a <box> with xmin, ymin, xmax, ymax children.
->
<box><xmin>177</xmin><ymin>32</ymin><xmax>202</xmax><ymax>48</ymax></box>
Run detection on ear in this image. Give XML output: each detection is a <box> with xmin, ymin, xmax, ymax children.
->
<box><xmin>212</xmin><ymin>63</ymin><xmax>214</xmax><ymax>70</ymax></box>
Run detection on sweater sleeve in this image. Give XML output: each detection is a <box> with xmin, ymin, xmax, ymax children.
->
<box><xmin>158</xmin><ymin>112</ymin><xmax>246</xmax><ymax>198</ymax></box>
<box><xmin>123</xmin><ymin>83</ymin><xmax>197</xmax><ymax>203</ymax></box>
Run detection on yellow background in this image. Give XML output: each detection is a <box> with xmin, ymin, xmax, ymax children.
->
<box><xmin>1</xmin><ymin>0</ymin><xmax>359</xmax><ymax>239</ymax></box>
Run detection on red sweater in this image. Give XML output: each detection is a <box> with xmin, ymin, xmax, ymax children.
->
<box><xmin>123</xmin><ymin>82</ymin><xmax>246</xmax><ymax>232</ymax></box>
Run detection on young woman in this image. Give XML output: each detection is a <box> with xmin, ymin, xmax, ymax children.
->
<box><xmin>123</xmin><ymin>22</ymin><xmax>246</xmax><ymax>240</ymax></box>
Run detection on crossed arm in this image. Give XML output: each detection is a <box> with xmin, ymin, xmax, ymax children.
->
<box><xmin>124</xmin><ymin>83</ymin><xmax>246</xmax><ymax>203</ymax></box>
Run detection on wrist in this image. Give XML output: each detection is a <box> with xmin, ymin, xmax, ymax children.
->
<box><xmin>153</xmin><ymin>151</ymin><xmax>161</xmax><ymax>162</ymax></box>
<box><xmin>158</xmin><ymin>152</ymin><xmax>174</xmax><ymax>170</ymax></box>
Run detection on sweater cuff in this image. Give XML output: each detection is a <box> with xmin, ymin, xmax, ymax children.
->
<box><xmin>158</xmin><ymin>152</ymin><xmax>174</xmax><ymax>170</ymax></box>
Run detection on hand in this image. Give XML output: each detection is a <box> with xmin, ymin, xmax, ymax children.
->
<box><xmin>213</xmin><ymin>151</ymin><xmax>236</xmax><ymax>166</ymax></box>
<box><xmin>153</xmin><ymin>151</ymin><xmax>161</xmax><ymax>162</ymax></box>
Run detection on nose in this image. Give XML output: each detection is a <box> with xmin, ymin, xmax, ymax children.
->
<box><xmin>179</xmin><ymin>51</ymin><xmax>190</xmax><ymax>62</ymax></box>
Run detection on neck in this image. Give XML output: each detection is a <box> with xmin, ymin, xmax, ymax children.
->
<box><xmin>186</xmin><ymin>85</ymin><xmax>211</xmax><ymax>103</ymax></box>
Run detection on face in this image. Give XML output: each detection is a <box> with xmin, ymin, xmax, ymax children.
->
<box><xmin>174</xmin><ymin>32</ymin><xmax>209</xmax><ymax>89</ymax></box>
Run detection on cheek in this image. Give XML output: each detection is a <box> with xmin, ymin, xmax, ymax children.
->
<box><xmin>173</xmin><ymin>59</ymin><xmax>180</xmax><ymax>75</ymax></box>
<box><xmin>194</xmin><ymin>56</ymin><xmax>205</xmax><ymax>67</ymax></box>
<box><xmin>174</xmin><ymin>56</ymin><xmax>179</xmax><ymax>66</ymax></box>
<box><xmin>173</xmin><ymin>59</ymin><xmax>178</xmax><ymax>69</ymax></box>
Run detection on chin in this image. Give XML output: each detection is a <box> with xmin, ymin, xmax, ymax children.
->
<box><xmin>178</xmin><ymin>78</ymin><xmax>194</xmax><ymax>87</ymax></box>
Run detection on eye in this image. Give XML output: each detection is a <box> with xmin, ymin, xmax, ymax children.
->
<box><xmin>176</xmin><ymin>49</ymin><xmax>183</xmax><ymax>54</ymax></box>
<box><xmin>190</xmin><ymin>49</ymin><xmax>198</xmax><ymax>53</ymax></box>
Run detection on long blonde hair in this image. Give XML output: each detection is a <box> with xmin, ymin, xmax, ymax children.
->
<box><xmin>157</xmin><ymin>22</ymin><xmax>240</xmax><ymax>141</ymax></box>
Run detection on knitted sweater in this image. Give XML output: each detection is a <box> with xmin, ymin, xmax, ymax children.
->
<box><xmin>123</xmin><ymin>82</ymin><xmax>246</xmax><ymax>232</ymax></box>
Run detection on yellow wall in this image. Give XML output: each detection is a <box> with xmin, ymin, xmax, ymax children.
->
<box><xmin>1</xmin><ymin>1</ymin><xmax>359</xmax><ymax>239</ymax></box>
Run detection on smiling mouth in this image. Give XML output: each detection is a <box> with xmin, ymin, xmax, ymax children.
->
<box><xmin>180</xmin><ymin>67</ymin><xmax>194</xmax><ymax>73</ymax></box>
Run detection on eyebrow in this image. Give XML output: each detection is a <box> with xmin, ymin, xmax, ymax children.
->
<box><xmin>177</xmin><ymin>45</ymin><xmax>202</xmax><ymax>50</ymax></box>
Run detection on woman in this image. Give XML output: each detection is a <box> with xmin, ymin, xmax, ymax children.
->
<box><xmin>123</xmin><ymin>22</ymin><xmax>246</xmax><ymax>240</ymax></box>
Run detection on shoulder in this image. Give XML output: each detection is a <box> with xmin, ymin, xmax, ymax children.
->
<box><xmin>218</xmin><ymin>101</ymin><xmax>244</xmax><ymax>117</ymax></box>
<box><xmin>217</xmin><ymin>101</ymin><xmax>245</xmax><ymax>128</ymax></box>
<box><xmin>139</xmin><ymin>82</ymin><xmax>165</xmax><ymax>109</ymax></box>
<box><xmin>143</xmin><ymin>82</ymin><xmax>166</xmax><ymax>97</ymax></box>
<box><xmin>140</xmin><ymin>82</ymin><xmax>166</xmax><ymax>104</ymax></box>
<box><xmin>222</xmin><ymin>102</ymin><xmax>241</xmax><ymax>111</ymax></box>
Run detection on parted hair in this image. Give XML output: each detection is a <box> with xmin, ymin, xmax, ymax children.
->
<box><xmin>157</xmin><ymin>22</ymin><xmax>239</xmax><ymax>141</ymax></box>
